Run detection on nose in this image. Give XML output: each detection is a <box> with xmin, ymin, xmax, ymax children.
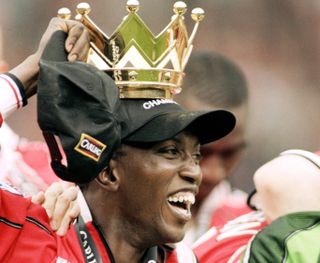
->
<box><xmin>179</xmin><ymin>155</ymin><xmax>202</xmax><ymax>186</ymax></box>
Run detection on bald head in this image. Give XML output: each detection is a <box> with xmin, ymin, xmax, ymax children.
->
<box><xmin>254</xmin><ymin>151</ymin><xmax>320</xmax><ymax>222</ymax></box>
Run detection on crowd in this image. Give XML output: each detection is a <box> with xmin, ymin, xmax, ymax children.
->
<box><xmin>0</xmin><ymin>5</ymin><xmax>319</xmax><ymax>263</ymax></box>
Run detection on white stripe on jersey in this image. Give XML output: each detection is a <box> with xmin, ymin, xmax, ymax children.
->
<box><xmin>0</xmin><ymin>74</ymin><xmax>23</xmax><ymax>120</ymax></box>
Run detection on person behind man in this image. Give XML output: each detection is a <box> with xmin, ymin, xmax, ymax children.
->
<box><xmin>175</xmin><ymin>51</ymin><xmax>251</xmax><ymax>244</ymax></box>
<box><xmin>193</xmin><ymin>149</ymin><xmax>320</xmax><ymax>262</ymax></box>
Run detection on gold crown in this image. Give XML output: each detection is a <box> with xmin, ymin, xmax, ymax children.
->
<box><xmin>58</xmin><ymin>1</ymin><xmax>204</xmax><ymax>99</ymax></box>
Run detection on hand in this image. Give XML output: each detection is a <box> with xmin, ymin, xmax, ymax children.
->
<box><xmin>10</xmin><ymin>17</ymin><xmax>90</xmax><ymax>98</ymax></box>
<box><xmin>32</xmin><ymin>182</ymin><xmax>80</xmax><ymax>236</ymax></box>
<box><xmin>37</xmin><ymin>17</ymin><xmax>90</xmax><ymax>63</ymax></box>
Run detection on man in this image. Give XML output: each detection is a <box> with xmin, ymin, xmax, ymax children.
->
<box><xmin>0</xmin><ymin>31</ymin><xmax>236</xmax><ymax>262</ymax></box>
<box><xmin>175</xmin><ymin>51</ymin><xmax>251</xmax><ymax>243</ymax></box>
<box><xmin>193</xmin><ymin>149</ymin><xmax>320</xmax><ymax>262</ymax></box>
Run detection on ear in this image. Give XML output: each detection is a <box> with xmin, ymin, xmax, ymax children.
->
<box><xmin>95</xmin><ymin>160</ymin><xmax>120</xmax><ymax>192</ymax></box>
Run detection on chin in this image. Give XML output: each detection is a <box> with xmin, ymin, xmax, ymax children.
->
<box><xmin>160</xmin><ymin>225</ymin><xmax>187</xmax><ymax>244</ymax></box>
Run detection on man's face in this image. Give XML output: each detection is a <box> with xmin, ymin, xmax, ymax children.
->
<box><xmin>113</xmin><ymin>131</ymin><xmax>202</xmax><ymax>245</ymax></box>
<box><xmin>179</xmin><ymin>98</ymin><xmax>247</xmax><ymax>205</ymax></box>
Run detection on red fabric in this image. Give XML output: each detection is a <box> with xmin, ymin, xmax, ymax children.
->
<box><xmin>193</xmin><ymin>212</ymin><xmax>268</xmax><ymax>263</ymax></box>
<box><xmin>0</xmin><ymin>187</ymin><xmax>84</xmax><ymax>262</ymax></box>
<box><xmin>195</xmin><ymin>233</ymin><xmax>254</xmax><ymax>263</ymax></box>
<box><xmin>209</xmin><ymin>203</ymin><xmax>252</xmax><ymax>228</ymax></box>
<box><xmin>0</xmin><ymin>112</ymin><xmax>2</xmax><ymax>128</ymax></box>
<box><xmin>86</xmin><ymin>221</ymin><xmax>112</xmax><ymax>263</ymax></box>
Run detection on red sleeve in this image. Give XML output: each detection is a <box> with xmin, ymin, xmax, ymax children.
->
<box><xmin>0</xmin><ymin>185</ymin><xmax>84</xmax><ymax>262</ymax></box>
<box><xmin>193</xmin><ymin>211</ymin><xmax>268</xmax><ymax>263</ymax></box>
<box><xmin>0</xmin><ymin>186</ymin><xmax>56</xmax><ymax>262</ymax></box>
<box><xmin>0</xmin><ymin>185</ymin><xmax>29</xmax><ymax>259</ymax></box>
<box><xmin>194</xmin><ymin>232</ymin><xmax>255</xmax><ymax>263</ymax></box>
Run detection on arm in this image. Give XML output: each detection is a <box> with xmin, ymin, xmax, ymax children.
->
<box><xmin>240</xmin><ymin>150</ymin><xmax>320</xmax><ymax>262</ymax></box>
<box><xmin>0</xmin><ymin>17</ymin><xmax>90</xmax><ymax>127</ymax></box>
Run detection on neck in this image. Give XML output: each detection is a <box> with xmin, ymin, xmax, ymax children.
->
<box><xmin>83</xmin><ymin>188</ymin><xmax>156</xmax><ymax>263</ymax></box>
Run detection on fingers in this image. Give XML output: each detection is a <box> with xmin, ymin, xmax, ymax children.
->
<box><xmin>31</xmin><ymin>191</ymin><xmax>45</xmax><ymax>205</ymax></box>
<box><xmin>42</xmin><ymin>182</ymin><xmax>64</xmax><ymax>219</ymax></box>
<box><xmin>56</xmin><ymin>201</ymin><xmax>80</xmax><ymax>236</ymax></box>
<box><xmin>65</xmin><ymin>23</ymin><xmax>91</xmax><ymax>62</ymax></box>
<box><xmin>37</xmin><ymin>17</ymin><xmax>91</xmax><ymax>62</ymax></box>
<box><xmin>50</xmin><ymin>185</ymin><xmax>79</xmax><ymax>231</ymax></box>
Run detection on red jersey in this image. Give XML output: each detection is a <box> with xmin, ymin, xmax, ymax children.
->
<box><xmin>193</xmin><ymin>211</ymin><xmax>267</xmax><ymax>263</ymax></box>
<box><xmin>0</xmin><ymin>184</ymin><xmax>197</xmax><ymax>263</ymax></box>
<box><xmin>0</xmin><ymin>183</ymin><xmax>84</xmax><ymax>262</ymax></box>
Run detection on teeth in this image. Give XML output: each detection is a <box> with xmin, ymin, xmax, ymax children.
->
<box><xmin>167</xmin><ymin>192</ymin><xmax>195</xmax><ymax>205</ymax></box>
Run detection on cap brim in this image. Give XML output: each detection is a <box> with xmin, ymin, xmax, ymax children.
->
<box><xmin>124</xmin><ymin>109</ymin><xmax>235</xmax><ymax>145</ymax></box>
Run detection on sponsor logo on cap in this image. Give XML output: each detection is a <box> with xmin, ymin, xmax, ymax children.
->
<box><xmin>143</xmin><ymin>99</ymin><xmax>178</xmax><ymax>110</ymax></box>
<box><xmin>74</xmin><ymin>133</ymin><xmax>107</xmax><ymax>162</ymax></box>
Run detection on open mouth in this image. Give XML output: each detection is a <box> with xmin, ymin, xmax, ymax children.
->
<box><xmin>167</xmin><ymin>191</ymin><xmax>195</xmax><ymax>221</ymax></box>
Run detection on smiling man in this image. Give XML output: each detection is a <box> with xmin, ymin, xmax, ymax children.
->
<box><xmin>0</xmin><ymin>29</ymin><xmax>235</xmax><ymax>262</ymax></box>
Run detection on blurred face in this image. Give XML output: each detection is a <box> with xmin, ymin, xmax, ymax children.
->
<box><xmin>180</xmin><ymin>98</ymin><xmax>248</xmax><ymax>205</ymax></box>
<box><xmin>113</xmin><ymin>131</ymin><xmax>202</xmax><ymax>245</ymax></box>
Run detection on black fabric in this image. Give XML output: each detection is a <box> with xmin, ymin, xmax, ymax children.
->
<box><xmin>121</xmin><ymin>102</ymin><xmax>235</xmax><ymax>144</ymax></box>
<box><xmin>38</xmin><ymin>31</ymin><xmax>121</xmax><ymax>183</ymax></box>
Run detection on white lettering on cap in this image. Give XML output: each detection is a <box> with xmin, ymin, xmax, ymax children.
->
<box><xmin>143</xmin><ymin>99</ymin><xmax>178</xmax><ymax>110</ymax></box>
<box><xmin>74</xmin><ymin>133</ymin><xmax>107</xmax><ymax>162</ymax></box>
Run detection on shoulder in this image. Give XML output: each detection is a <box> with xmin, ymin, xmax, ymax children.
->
<box><xmin>0</xmin><ymin>183</ymin><xmax>52</xmax><ymax>231</ymax></box>
<box><xmin>242</xmin><ymin>211</ymin><xmax>320</xmax><ymax>263</ymax></box>
<box><xmin>193</xmin><ymin>211</ymin><xmax>267</xmax><ymax>263</ymax></box>
<box><xmin>0</xmin><ymin>182</ymin><xmax>28</xmax><ymax>223</ymax></box>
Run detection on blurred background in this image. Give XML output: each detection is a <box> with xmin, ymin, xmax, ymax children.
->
<box><xmin>1</xmin><ymin>0</ymin><xmax>319</xmax><ymax>192</ymax></box>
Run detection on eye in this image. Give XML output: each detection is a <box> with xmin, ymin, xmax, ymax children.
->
<box><xmin>158</xmin><ymin>146</ymin><xmax>180</xmax><ymax>158</ymax></box>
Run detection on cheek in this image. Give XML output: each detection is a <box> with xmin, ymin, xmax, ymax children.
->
<box><xmin>123</xmin><ymin>161</ymin><xmax>171</xmax><ymax>203</ymax></box>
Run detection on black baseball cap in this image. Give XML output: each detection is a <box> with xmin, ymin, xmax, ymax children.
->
<box><xmin>119</xmin><ymin>99</ymin><xmax>235</xmax><ymax>145</ymax></box>
<box><xmin>37</xmin><ymin>31</ymin><xmax>235</xmax><ymax>183</ymax></box>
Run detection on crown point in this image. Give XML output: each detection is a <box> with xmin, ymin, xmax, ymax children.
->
<box><xmin>173</xmin><ymin>1</ymin><xmax>187</xmax><ymax>16</ymax></box>
<box><xmin>57</xmin><ymin>8</ymin><xmax>71</xmax><ymax>20</ymax></box>
<box><xmin>126</xmin><ymin>0</ymin><xmax>140</xmax><ymax>13</ymax></box>
<box><xmin>191</xmin><ymin>8</ymin><xmax>205</xmax><ymax>22</ymax></box>
<box><xmin>76</xmin><ymin>2</ymin><xmax>91</xmax><ymax>16</ymax></box>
